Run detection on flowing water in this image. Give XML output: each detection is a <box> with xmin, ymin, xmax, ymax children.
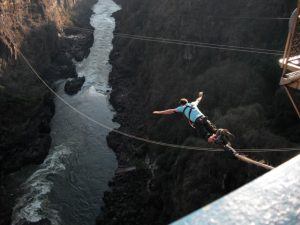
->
<box><xmin>11</xmin><ymin>0</ymin><xmax>120</xmax><ymax>224</ymax></box>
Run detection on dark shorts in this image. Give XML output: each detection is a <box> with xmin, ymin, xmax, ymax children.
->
<box><xmin>194</xmin><ymin>116</ymin><xmax>217</xmax><ymax>141</ymax></box>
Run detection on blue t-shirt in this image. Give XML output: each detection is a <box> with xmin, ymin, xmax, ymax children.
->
<box><xmin>175</xmin><ymin>102</ymin><xmax>204</xmax><ymax>122</ymax></box>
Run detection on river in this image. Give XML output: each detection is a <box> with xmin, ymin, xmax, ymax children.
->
<box><xmin>11</xmin><ymin>0</ymin><xmax>120</xmax><ymax>224</ymax></box>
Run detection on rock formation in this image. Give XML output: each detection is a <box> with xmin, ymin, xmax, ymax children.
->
<box><xmin>0</xmin><ymin>0</ymin><xmax>96</xmax><ymax>224</ymax></box>
<box><xmin>98</xmin><ymin>0</ymin><xmax>299</xmax><ymax>224</ymax></box>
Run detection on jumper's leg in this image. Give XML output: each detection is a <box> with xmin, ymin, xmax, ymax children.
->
<box><xmin>202</xmin><ymin>118</ymin><xmax>218</xmax><ymax>134</ymax></box>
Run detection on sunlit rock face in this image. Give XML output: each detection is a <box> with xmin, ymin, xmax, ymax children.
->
<box><xmin>172</xmin><ymin>155</ymin><xmax>300</xmax><ymax>225</ymax></box>
<box><xmin>0</xmin><ymin>0</ymin><xmax>96</xmax><ymax>174</ymax></box>
<box><xmin>0</xmin><ymin>0</ymin><xmax>78</xmax><ymax>62</ymax></box>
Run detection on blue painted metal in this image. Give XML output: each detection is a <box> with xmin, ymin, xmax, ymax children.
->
<box><xmin>171</xmin><ymin>155</ymin><xmax>300</xmax><ymax>225</ymax></box>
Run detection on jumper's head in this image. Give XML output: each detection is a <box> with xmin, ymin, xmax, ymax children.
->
<box><xmin>179</xmin><ymin>98</ymin><xmax>188</xmax><ymax>105</ymax></box>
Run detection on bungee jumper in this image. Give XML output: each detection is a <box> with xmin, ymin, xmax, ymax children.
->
<box><xmin>153</xmin><ymin>92</ymin><xmax>274</xmax><ymax>170</ymax></box>
<box><xmin>153</xmin><ymin>92</ymin><xmax>235</xmax><ymax>149</ymax></box>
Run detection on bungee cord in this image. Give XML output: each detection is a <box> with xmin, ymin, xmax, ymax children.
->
<box><xmin>14</xmin><ymin>47</ymin><xmax>300</xmax><ymax>154</ymax></box>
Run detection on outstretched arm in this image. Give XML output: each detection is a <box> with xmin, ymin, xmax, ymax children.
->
<box><xmin>192</xmin><ymin>92</ymin><xmax>204</xmax><ymax>106</ymax></box>
<box><xmin>153</xmin><ymin>109</ymin><xmax>177</xmax><ymax>115</ymax></box>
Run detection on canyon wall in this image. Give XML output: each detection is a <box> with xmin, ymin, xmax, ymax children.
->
<box><xmin>99</xmin><ymin>0</ymin><xmax>299</xmax><ymax>224</ymax></box>
<box><xmin>0</xmin><ymin>0</ymin><xmax>96</xmax><ymax>224</ymax></box>
<box><xmin>0</xmin><ymin>0</ymin><xmax>97</xmax><ymax>176</ymax></box>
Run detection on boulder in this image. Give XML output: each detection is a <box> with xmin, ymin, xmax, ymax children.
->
<box><xmin>64</xmin><ymin>77</ymin><xmax>85</xmax><ymax>95</ymax></box>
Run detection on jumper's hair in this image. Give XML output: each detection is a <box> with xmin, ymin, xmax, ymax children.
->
<box><xmin>179</xmin><ymin>98</ymin><xmax>188</xmax><ymax>105</ymax></box>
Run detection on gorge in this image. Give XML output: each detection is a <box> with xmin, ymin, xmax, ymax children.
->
<box><xmin>1</xmin><ymin>0</ymin><xmax>299</xmax><ymax>225</ymax></box>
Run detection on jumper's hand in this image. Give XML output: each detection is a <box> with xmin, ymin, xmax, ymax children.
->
<box><xmin>153</xmin><ymin>111</ymin><xmax>160</xmax><ymax>115</ymax></box>
<box><xmin>199</xmin><ymin>91</ymin><xmax>203</xmax><ymax>97</ymax></box>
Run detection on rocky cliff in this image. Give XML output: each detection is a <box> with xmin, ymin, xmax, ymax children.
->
<box><xmin>0</xmin><ymin>0</ymin><xmax>96</xmax><ymax>224</ymax></box>
<box><xmin>98</xmin><ymin>0</ymin><xmax>299</xmax><ymax>224</ymax></box>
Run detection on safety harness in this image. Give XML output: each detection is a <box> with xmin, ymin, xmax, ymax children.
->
<box><xmin>183</xmin><ymin>105</ymin><xmax>196</xmax><ymax>128</ymax></box>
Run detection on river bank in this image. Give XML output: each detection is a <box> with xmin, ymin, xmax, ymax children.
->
<box><xmin>97</xmin><ymin>1</ymin><xmax>166</xmax><ymax>224</ymax></box>
<box><xmin>0</xmin><ymin>1</ymin><xmax>97</xmax><ymax>224</ymax></box>
<box><xmin>9</xmin><ymin>1</ymin><xmax>121</xmax><ymax>225</ymax></box>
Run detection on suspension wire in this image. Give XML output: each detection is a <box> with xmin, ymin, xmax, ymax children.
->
<box><xmin>184</xmin><ymin>16</ymin><xmax>290</xmax><ymax>20</ymax></box>
<box><xmin>62</xmin><ymin>26</ymin><xmax>283</xmax><ymax>56</ymax></box>
<box><xmin>65</xmin><ymin>25</ymin><xmax>284</xmax><ymax>55</ymax></box>
<box><xmin>115</xmin><ymin>33</ymin><xmax>282</xmax><ymax>54</ymax></box>
<box><xmin>115</xmin><ymin>32</ymin><xmax>284</xmax><ymax>53</ymax></box>
<box><xmin>72</xmin><ymin>25</ymin><xmax>282</xmax><ymax>54</ymax></box>
<box><xmin>13</xmin><ymin>46</ymin><xmax>300</xmax><ymax>153</ymax></box>
<box><xmin>136</xmin><ymin>12</ymin><xmax>290</xmax><ymax>21</ymax></box>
